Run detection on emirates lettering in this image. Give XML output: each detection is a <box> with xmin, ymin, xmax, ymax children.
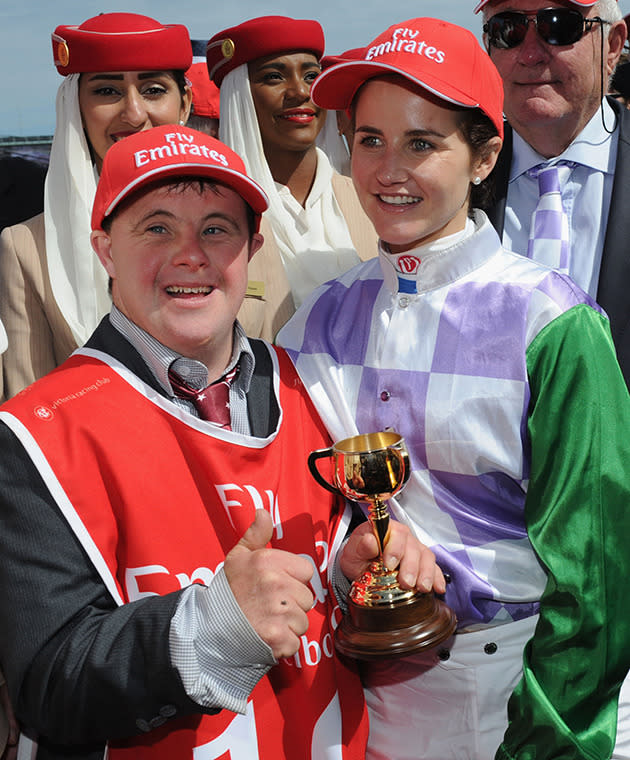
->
<box><xmin>125</xmin><ymin>562</ymin><xmax>222</xmax><ymax>600</ymax></box>
<box><xmin>284</xmin><ymin>605</ymin><xmax>342</xmax><ymax>670</ymax></box>
<box><xmin>366</xmin><ymin>27</ymin><xmax>445</xmax><ymax>64</ymax></box>
<box><xmin>289</xmin><ymin>633</ymin><xmax>335</xmax><ymax>669</ymax></box>
<box><xmin>125</xmin><ymin>558</ymin><xmax>330</xmax><ymax>617</ymax></box>
<box><xmin>215</xmin><ymin>483</ymin><xmax>284</xmax><ymax>540</ymax></box>
<box><xmin>134</xmin><ymin>131</ymin><xmax>229</xmax><ymax>168</ymax></box>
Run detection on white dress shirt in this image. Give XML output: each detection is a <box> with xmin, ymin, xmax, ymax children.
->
<box><xmin>503</xmin><ymin>99</ymin><xmax>618</xmax><ymax>297</ymax></box>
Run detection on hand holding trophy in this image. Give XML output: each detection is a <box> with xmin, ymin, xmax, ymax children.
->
<box><xmin>309</xmin><ymin>431</ymin><xmax>456</xmax><ymax>660</ymax></box>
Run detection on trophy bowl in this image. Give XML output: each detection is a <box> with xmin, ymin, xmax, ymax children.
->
<box><xmin>309</xmin><ymin>431</ymin><xmax>456</xmax><ymax>660</ymax></box>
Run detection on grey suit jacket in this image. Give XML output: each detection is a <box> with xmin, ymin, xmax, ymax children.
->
<box><xmin>486</xmin><ymin>98</ymin><xmax>630</xmax><ymax>387</ymax></box>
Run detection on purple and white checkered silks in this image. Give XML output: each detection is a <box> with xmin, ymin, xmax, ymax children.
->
<box><xmin>526</xmin><ymin>162</ymin><xmax>576</xmax><ymax>274</ymax></box>
<box><xmin>278</xmin><ymin>213</ymin><xmax>602</xmax><ymax>628</ymax></box>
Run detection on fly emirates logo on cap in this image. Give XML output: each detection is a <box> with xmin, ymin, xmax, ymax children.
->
<box><xmin>91</xmin><ymin>124</ymin><xmax>270</xmax><ymax>232</ymax></box>
<box><xmin>365</xmin><ymin>27</ymin><xmax>446</xmax><ymax>64</ymax></box>
<box><xmin>133</xmin><ymin>130</ymin><xmax>229</xmax><ymax>169</ymax></box>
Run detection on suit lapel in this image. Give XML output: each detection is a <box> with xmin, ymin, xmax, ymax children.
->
<box><xmin>85</xmin><ymin>317</ymin><xmax>165</xmax><ymax>394</ymax></box>
<box><xmin>597</xmin><ymin>100</ymin><xmax>630</xmax><ymax>358</ymax></box>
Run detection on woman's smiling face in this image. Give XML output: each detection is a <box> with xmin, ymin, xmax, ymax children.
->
<box><xmin>351</xmin><ymin>76</ymin><xmax>496</xmax><ymax>253</ymax></box>
<box><xmin>78</xmin><ymin>70</ymin><xmax>191</xmax><ymax>172</ymax></box>
<box><xmin>248</xmin><ymin>52</ymin><xmax>325</xmax><ymax>156</ymax></box>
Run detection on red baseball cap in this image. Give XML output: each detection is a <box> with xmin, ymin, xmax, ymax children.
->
<box><xmin>52</xmin><ymin>13</ymin><xmax>192</xmax><ymax>76</ymax></box>
<box><xmin>206</xmin><ymin>16</ymin><xmax>325</xmax><ymax>88</ymax></box>
<box><xmin>91</xmin><ymin>125</ymin><xmax>268</xmax><ymax>232</ymax></box>
<box><xmin>321</xmin><ymin>48</ymin><xmax>365</xmax><ymax>71</ymax></box>
<box><xmin>474</xmin><ymin>0</ymin><xmax>613</xmax><ymax>11</ymax></box>
<box><xmin>311</xmin><ymin>18</ymin><xmax>504</xmax><ymax>139</ymax></box>
<box><xmin>186</xmin><ymin>62</ymin><xmax>221</xmax><ymax>118</ymax></box>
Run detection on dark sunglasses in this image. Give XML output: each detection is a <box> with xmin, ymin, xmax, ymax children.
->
<box><xmin>483</xmin><ymin>8</ymin><xmax>610</xmax><ymax>49</ymax></box>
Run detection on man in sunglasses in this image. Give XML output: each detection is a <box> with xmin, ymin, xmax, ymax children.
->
<box><xmin>475</xmin><ymin>0</ymin><xmax>630</xmax><ymax>385</ymax></box>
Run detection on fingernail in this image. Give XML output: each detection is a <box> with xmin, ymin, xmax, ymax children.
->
<box><xmin>421</xmin><ymin>578</ymin><xmax>433</xmax><ymax>592</ymax></box>
<box><xmin>399</xmin><ymin>572</ymin><xmax>413</xmax><ymax>587</ymax></box>
<box><xmin>385</xmin><ymin>556</ymin><xmax>399</xmax><ymax>571</ymax></box>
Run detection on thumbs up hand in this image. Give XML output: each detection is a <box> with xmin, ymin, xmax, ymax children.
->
<box><xmin>223</xmin><ymin>509</ymin><xmax>315</xmax><ymax>659</ymax></box>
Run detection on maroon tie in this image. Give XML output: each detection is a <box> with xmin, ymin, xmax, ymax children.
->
<box><xmin>168</xmin><ymin>365</ymin><xmax>239</xmax><ymax>429</ymax></box>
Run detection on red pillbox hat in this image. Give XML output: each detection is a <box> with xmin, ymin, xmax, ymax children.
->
<box><xmin>91</xmin><ymin>125</ymin><xmax>268</xmax><ymax>232</ymax></box>
<box><xmin>206</xmin><ymin>16</ymin><xmax>325</xmax><ymax>88</ymax></box>
<box><xmin>311</xmin><ymin>18</ymin><xmax>504</xmax><ymax>139</ymax></box>
<box><xmin>52</xmin><ymin>13</ymin><xmax>192</xmax><ymax>76</ymax></box>
<box><xmin>474</xmin><ymin>0</ymin><xmax>613</xmax><ymax>10</ymax></box>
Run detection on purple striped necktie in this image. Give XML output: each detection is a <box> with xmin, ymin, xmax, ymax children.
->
<box><xmin>526</xmin><ymin>161</ymin><xmax>576</xmax><ymax>274</ymax></box>
<box><xmin>168</xmin><ymin>365</ymin><xmax>239</xmax><ymax>428</ymax></box>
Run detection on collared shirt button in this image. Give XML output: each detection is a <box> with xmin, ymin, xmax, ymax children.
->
<box><xmin>484</xmin><ymin>642</ymin><xmax>498</xmax><ymax>655</ymax></box>
<box><xmin>159</xmin><ymin>705</ymin><xmax>177</xmax><ymax>718</ymax></box>
<box><xmin>398</xmin><ymin>296</ymin><xmax>410</xmax><ymax>308</ymax></box>
<box><xmin>380</xmin><ymin>390</ymin><xmax>391</xmax><ymax>402</ymax></box>
<box><xmin>135</xmin><ymin>718</ymin><xmax>151</xmax><ymax>733</ymax></box>
<box><xmin>437</xmin><ymin>648</ymin><xmax>450</xmax><ymax>661</ymax></box>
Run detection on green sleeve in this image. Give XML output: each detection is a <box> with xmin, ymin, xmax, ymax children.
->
<box><xmin>497</xmin><ymin>304</ymin><xmax>630</xmax><ymax>760</ymax></box>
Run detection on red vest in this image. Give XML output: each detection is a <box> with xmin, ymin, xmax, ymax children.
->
<box><xmin>3</xmin><ymin>346</ymin><xmax>367</xmax><ymax>759</ymax></box>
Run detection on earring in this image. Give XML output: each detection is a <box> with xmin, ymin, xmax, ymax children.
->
<box><xmin>473</xmin><ymin>176</ymin><xmax>482</xmax><ymax>186</ymax></box>
<box><xmin>179</xmin><ymin>119</ymin><xmax>185</xmax><ymax>125</ymax></box>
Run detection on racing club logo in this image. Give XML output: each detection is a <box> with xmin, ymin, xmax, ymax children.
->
<box><xmin>34</xmin><ymin>405</ymin><xmax>54</xmax><ymax>421</ymax></box>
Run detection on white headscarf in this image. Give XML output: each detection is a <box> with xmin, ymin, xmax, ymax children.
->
<box><xmin>44</xmin><ymin>75</ymin><xmax>111</xmax><ymax>345</ymax></box>
<box><xmin>0</xmin><ymin>319</ymin><xmax>7</xmax><ymax>354</ymax></box>
<box><xmin>316</xmin><ymin>106</ymin><xmax>351</xmax><ymax>176</ymax></box>
<box><xmin>218</xmin><ymin>64</ymin><xmax>360</xmax><ymax>306</ymax></box>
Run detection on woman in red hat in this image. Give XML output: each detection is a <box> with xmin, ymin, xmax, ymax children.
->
<box><xmin>0</xmin><ymin>13</ymin><xmax>193</xmax><ymax>402</ymax></box>
<box><xmin>278</xmin><ymin>16</ymin><xmax>630</xmax><ymax>760</ymax></box>
<box><xmin>206</xmin><ymin>16</ymin><xmax>376</xmax><ymax>341</ymax></box>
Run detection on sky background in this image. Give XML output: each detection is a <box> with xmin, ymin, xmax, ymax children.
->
<box><xmin>2</xmin><ymin>0</ymin><xmax>630</xmax><ymax>137</ymax></box>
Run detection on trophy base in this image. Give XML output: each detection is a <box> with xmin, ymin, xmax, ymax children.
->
<box><xmin>335</xmin><ymin>592</ymin><xmax>457</xmax><ymax>661</ymax></box>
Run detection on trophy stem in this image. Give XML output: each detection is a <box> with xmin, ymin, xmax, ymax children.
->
<box><xmin>368</xmin><ymin>497</ymin><xmax>390</xmax><ymax>559</ymax></box>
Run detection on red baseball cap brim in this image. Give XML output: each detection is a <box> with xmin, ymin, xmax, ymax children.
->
<box><xmin>91</xmin><ymin>126</ymin><xmax>268</xmax><ymax>232</ymax></box>
<box><xmin>311</xmin><ymin>18</ymin><xmax>504</xmax><ymax>139</ymax></box>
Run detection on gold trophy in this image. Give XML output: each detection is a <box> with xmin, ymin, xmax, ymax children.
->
<box><xmin>309</xmin><ymin>431</ymin><xmax>456</xmax><ymax>660</ymax></box>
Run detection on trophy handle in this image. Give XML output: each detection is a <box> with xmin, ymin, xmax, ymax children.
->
<box><xmin>307</xmin><ymin>448</ymin><xmax>340</xmax><ymax>495</ymax></box>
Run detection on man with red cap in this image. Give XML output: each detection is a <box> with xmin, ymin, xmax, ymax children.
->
<box><xmin>475</xmin><ymin>0</ymin><xmax>630</xmax><ymax>388</ymax></box>
<box><xmin>0</xmin><ymin>125</ymin><xmax>438</xmax><ymax>760</ymax></box>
